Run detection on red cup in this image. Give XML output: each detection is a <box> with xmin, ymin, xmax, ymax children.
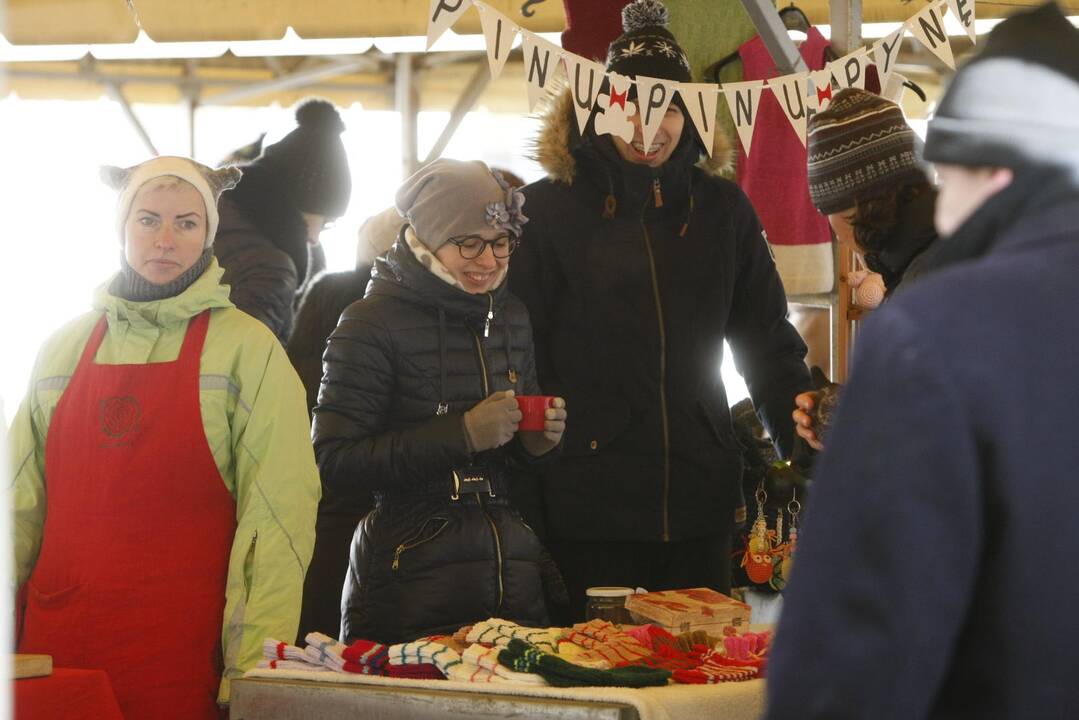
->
<box><xmin>516</xmin><ymin>395</ymin><xmax>555</xmax><ymax>432</ymax></box>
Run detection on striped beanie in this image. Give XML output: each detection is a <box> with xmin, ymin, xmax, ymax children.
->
<box><xmin>806</xmin><ymin>88</ymin><xmax>924</xmax><ymax>214</ymax></box>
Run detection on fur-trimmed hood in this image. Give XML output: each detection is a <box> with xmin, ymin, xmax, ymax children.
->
<box><xmin>531</xmin><ymin>86</ymin><xmax>733</xmax><ymax>184</ymax></box>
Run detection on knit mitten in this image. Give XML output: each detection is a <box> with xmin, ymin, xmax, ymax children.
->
<box><xmin>304</xmin><ymin>632</ymin><xmax>348</xmax><ymax>671</ymax></box>
<box><xmin>563</xmin><ymin>620</ymin><xmax>653</xmax><ymax>665</ymax></box>
<box><xmin>388</xmin><ymin>639</ymin><xmax>464</xmax><ymax>678</ymax></box>
<box><xmin>263</xmin><ymin>639</ymin><xmax>309</xmax><ymax>663</ymax></box>
<box><xmin>387</xmin><ymin>663</ymin><xmax>446</xmax><ymax>680</ymax></box>
<box><xmin>498</xmin><ymin>639</ymin><xmax>671</xmax><ymax>688</ymax></box>
<box><xmin>463</xmin><ymin>644</ymin><xmax>548</xmax><ymax>685</ymax></box>
<box><xmin>341</xmin><ymin>639</ymin><xmax>390</xmax><ymax>675</ymax></box>
<box><xmin>466</xmin><ymin>619</ymin><xmax>561</xmax><ymax>653</ymax></box>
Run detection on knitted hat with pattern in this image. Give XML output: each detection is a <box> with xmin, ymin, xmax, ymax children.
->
<box><xmin>806</xmin><ymin>88</ymin><xmax>924</xmax><ymax>214</ymax></box>
<box><xmin>606</xmin><ymin>0</ymin><xmax>692</xmax><ymax>83</ymax></box>
<box><xmin>255</xmin><ymin>98</ymin><xmax>351</xmax><ymax>217</ymax></box>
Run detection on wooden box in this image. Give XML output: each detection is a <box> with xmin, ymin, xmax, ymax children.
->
<box><xmin>624</xmin><ymin>588</ymin><xmax>751</xmax><ymax>634</ymax></box>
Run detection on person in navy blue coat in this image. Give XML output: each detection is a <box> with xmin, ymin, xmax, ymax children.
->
<box><xmin>767</xmin><ymin>4</ymin><xmax>1079</xmax><ymax>718</ymax></box>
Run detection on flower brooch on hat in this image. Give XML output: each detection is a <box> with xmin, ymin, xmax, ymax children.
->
<box><xmin>485</xmin><ymin>171</ymin><xmax>528</xmax><ymax>237</ymax></box>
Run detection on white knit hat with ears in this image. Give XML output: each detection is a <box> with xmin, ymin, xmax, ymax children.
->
<box><xmin>101</xmin><ymin>156</ymin><xmax>242</xmax><ymax>248</ymax></box>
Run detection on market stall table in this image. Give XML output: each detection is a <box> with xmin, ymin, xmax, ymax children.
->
<box><xmin>15</xmin><ymin>668</ymin><xmax>124</xmax><ymax>720</ymax></box>
<box><xmin>230</xmin><ymin>668</ymin><xmax>766</xmax><ymax>720</ymax></box>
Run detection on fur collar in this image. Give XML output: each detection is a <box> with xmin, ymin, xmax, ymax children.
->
<box><xmin>221</xmin><ymin>162</ymin><xmax>309</xmax><ymax>281</ymax></box>
<box><xmin>531</xmin><ymin>85</ymin><xmax>733</xmax><ymax>184</ymax></box>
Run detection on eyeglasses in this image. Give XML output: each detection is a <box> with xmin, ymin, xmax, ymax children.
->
<box><xmin>447</xmin><ymin>233</ymin><xmax>519</xmax><ymax>259</ymax></box>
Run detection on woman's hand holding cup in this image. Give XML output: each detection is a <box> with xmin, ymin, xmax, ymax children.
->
<box><xmin>516</xmin><ymin>395</ymin><xmax>567</xmax><ymax>457</ymax></box>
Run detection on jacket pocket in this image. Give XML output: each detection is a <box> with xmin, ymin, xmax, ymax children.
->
<box><xmin>242</xmin><ymin>530</ymin><xmax>258</xmax><ymax>604</ymax></box>
<box><xmin>22</xmin><ymin>580</ymin><xmax>84</xmax><ymax>648</ymax></box>
<box><xmin>698</xmin><ymin>398</ymin><xmax>737</xmax><ymax>450</ymax></box>
<box><xmin>392</xmin><ymin>516</ymin><xmax>449</xmax><ymax>571</ymax></box>
<box><xmin>562</xmin><ymin>395</ymin><xmax>632</xmax><ymax>457</ymax></box>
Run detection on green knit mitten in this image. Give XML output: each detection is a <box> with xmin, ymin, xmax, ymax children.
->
<box><xmin>498</xmin><ymin>639</ymin><xmax>671</xmax><ymax>688</ymax></box>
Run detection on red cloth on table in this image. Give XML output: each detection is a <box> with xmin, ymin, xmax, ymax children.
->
<box><xmin>736</xmin><ymin>28</ymin><xmax>834</xmax><ymax>294</ymax></box>
<box><xmin>15</xmin><ymin>669</ymin><xmax>123</xmax><ymax>720</ymax></box>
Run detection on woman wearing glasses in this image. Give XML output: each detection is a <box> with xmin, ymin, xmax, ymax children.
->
<box><xmin>312</xmin><ymin>159</ymin><xmax>568</xmax><ymax>643</ymax></box>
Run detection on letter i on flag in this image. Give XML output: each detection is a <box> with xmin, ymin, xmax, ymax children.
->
<box><xmin>677</xmin><ymin>83</ymin><xmax>720</xmax><ymax>157</ymax></box>
<box><xmin>476</xmin><ymin>1</ymin><xmax>519</xmax><ymax>80</ymax></box>
<box><xmin>722</xmin><ymin>80</ymin><xmax>764</xmax><ymax>155</ymax></box>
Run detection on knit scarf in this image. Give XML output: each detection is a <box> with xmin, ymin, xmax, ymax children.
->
<box><xmin>111</xmin><ymin>247</ymin><xmax>213</xmax><ymax>302</ymax></box>
<box><xmin>925</xmin><ymin>166</ymin><xmax>1078</xmax><ymax>273</ymax></box>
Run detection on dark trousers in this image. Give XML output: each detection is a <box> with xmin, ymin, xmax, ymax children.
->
<box><xmin>546</xmin><ymin>535</ymin><xmax>733</xmax><ymax>625</ymax></box>
<box><xmin>297</xmin><ymin>509</ymin><xmax>366</xmax><ymax>643</ymax></box>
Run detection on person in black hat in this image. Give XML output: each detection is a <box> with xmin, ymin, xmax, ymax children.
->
<box><xmin>509</xmin><ymin>0</ymin><xmax>811</xmax><ymax>621</ymax></box>
<box><xmin>767</xmin><ymin>4</ymin><xmax>1079</xmax><ymax>718</ymax></box>
<box><xmin>214</xmin><ymin>98</ymin><xmax>351</xmax><ymax>342</ymax></box>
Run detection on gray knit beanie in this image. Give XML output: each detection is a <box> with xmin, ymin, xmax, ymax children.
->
<box><xmin>923</xmin><ymin>2</ymin><xmax>1079</xmax><ymax>177</ymax></box>
<box><xmin>394</xmin><ymin>158</ymin><xmax>527</xmax><ymax>252</ymax></box>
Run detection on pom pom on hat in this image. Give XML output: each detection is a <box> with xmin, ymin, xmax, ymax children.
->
<box><xmin>622</xmin><ymin>0</ymin><xmax>669</xmax><ymax>32</ymax></box>
<box><xmin>606</xmin><ymin>0</ymin><xmax>691</xmax><ymax>83</ymax></box>
<box><xmin>255</xmin><ymin>96</ymin><xmax>352</xmax><ymax>217</ymax></box>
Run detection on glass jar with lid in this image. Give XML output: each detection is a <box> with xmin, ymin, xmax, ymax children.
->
<box><xmin>585</xmin><ymin>586</ymin><xmax>636</xmax><ymax>625</ymax></box>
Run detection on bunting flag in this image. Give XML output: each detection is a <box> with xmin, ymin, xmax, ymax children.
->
<box><xmin>809</xmin><ymin>68</ymin><xmax>835</xmax><ymax>111</ymax></box>
<box><xmin>426</xmin><ymin>0</ymin><xmax>470</xmax><ymax>50</ymax></box>
<box><xmin>677</xmin><ymin>82</ymin><xmax>721</xmax><ymax>157</ymax></box>
<box><xmin>722</xmin><ymin>80</ymin><xmax>765</xmax><ymax>156</ymax></box>
<box><xmin>872</xmin><ymin>28</ymin><xmax>906</xmax><ymax>94</ymax></box>
<box><xmin>946</xmin><ymin>0</ymin><xmax>978</xmax><ymax>43</ymax></box>
<box><xmin>521</xmin><ymin>30</ymin><xmax>564</xmax><ymax>112</ymax></box>
<box><xmin>424</xmin><ymin>0</ymin><xmax>987</xmax><ymax>154</ymax></box>
<box><xmin>831</xmin><ymin>47</ymin><xmax>872</xmax><ymax>90</ymax></box>
<box><xmin>908</xmin><ymin>1</ymin><xmax>956</xmax><ymax>69</ymax></box>
<box><xmin>565</xmin><ymin>54</ymin><xmax>607</xmax><ymax>134</ymax></box>
<box><xmin>475</xmin><ymin>1</ymin><xmax>518</xmax><ymax>80</ymax></box>
<box><xmin>595</xmin><ymin>72</ymin><xmax>638</xmax><ymax>143</ymax></box>
<box><xmin>768</xmin><ymin>73</ymin><xmax>810</xmax><ymax>146</ymax></box>
<box><xmin>636</xmin><ymin>75</ymin><xmax>678</xmax><ymax>150</ymax></box>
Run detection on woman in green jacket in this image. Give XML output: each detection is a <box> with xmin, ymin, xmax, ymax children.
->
<box><xmin>10</xmin><ymin>156</ymin><xmax>320</xmax><ymax>718</ymax></box>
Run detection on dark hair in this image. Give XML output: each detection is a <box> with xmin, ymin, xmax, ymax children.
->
<box><xmin>850</xmin><ymin>177</ymin><xmax>933</xmax><ymax>254</ymax></box>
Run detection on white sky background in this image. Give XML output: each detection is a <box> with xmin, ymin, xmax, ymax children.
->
<box><xmin>0</xmin><ymin>97</ymin><xmax>749</xmax><ymax>427</ymax></box>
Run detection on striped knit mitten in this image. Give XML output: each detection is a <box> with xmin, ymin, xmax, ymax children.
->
<box><xmin>498</xmin><ymin>639</ymin><xmax>671</xmax><ymax>688</ymax></box>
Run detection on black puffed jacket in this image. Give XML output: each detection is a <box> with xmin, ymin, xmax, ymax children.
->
<box><xmin>312</xmin><ymin>232</ymin><xmax>557</xmax><ymax>644</ymax></box>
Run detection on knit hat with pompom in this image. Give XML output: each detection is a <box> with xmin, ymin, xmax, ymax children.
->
<box><xmin>256</xmin><ymin>98</ymin><xmax>352</xmax><ymax>217</ymax></box>
<box><xmin>605</xmin><ymin>0</ymin><xmax>692</xmax><ymax>83</ymax></box>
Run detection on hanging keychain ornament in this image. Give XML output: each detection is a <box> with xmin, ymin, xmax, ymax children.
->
<box><xmin>771</xmin><ymin>488</ymin><xmax>801</xmax><ymax>590</ymax></box>
<box><xmin>742</xmin><ymin>480</ymin><xmax>776</xmax><ymax>584</ymax></box>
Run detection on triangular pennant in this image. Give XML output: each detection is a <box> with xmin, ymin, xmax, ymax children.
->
<box><xmin>476</xmin><ymin>1</ymin><xmax>518</xmax><ymax>80</ymax></box>
<box><xmin>564</xmin><ymin>54</ymin><xmax>606</xmax><ymax>134</ymax></box>
<box><xmin>882</xmin><ymin>70</ymin><xmax>908</xmax><ymax>103</ymax></box>
<box><xmin>677</xmin><ymin>82</ymin><xmax>721</xmax><ymax>158</ymax></box>
<box><xmin>427</xmin><ymin>0</ymin><xmax>471</xmax><ymax>51</ymax></box>
<box><xmin>594</xmin><ymin>72</ymin><xmax>638</xmax><ymax>143</ymax></box>
<box><xmin>946</xmin><ymin>0</ymin><xmax>977</xmax><ymax>43</ymax></box>
<box><xmin>721</xmin><ymin>80</ymin><xmax>764</xmax><ymax>156</ymax></box>
<box><xmin>908</xmin><ymin>1</ymin><xmax>955</xmax><ymax>69</ymax></box>
<box><xmin>521</xmin><ymin>31</ymin><xmax>564</xmax><ymax>113</ymax></box>
<box><xmin>872</xmin><ymin>28</ymin><xmax>906</xmax><ymax>93</ymax></box>
<box><xmin>635</xmin><ymin>75</ymin><xmax>677</xmax><ymax>151</ymax></box>
<box><xmin>809</xmin><ymin>68</ymin><xmax>835</xmax><ymax>111</ymax></box>
<box><xmin>768</xmin><ymin>73</ymin><xmax>810</xmax><ymax>147</ymax></box>
<box><xmin>831</xmin><ymin>48</ymin><xmax>871</xmax><ymax>90</ymax></box>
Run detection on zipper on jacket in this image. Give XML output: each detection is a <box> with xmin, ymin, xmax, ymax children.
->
<box><xmin>640</xmin><ymin>219</ymin><xmax>672</xmax><ymax>542</ymax></box>
<box><xmin>476</xmin><ymin>494</ymin><xmax>505</xmax><ymax>612</ymax></box>
<box><xmin>471</xmin><ymin>331</ymin><xmax>491</xmax><ymax>397</ymax></box>
<box><xmin>243</xmin><ymin>530</ymin><xmax>258</xmax><ymax>602</ymax></box>
<box><xmin>483</xmin><ymin>293</ymin><xmax>494</xmax><ymax>338</ymax></box>
<box><xmin>652</xmin><ymin>178</ymin><xmax>664</xmax><ymax>208</ymax></box>
<box><xmin>392</xmin><ymin>517</ymin><xmax>449</xmax><ymax>571</ymax></box>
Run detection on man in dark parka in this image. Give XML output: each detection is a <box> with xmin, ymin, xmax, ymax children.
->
<box><xmin>768</xmin><ymin>5</ymin><xmax>1079</xmax><ymax>718</ymax></box>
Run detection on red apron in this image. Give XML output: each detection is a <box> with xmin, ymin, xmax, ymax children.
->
<box><xmin>19</xmin><ymin>310</ymin><xmax>236</xmax><ymax>720</ymax></box>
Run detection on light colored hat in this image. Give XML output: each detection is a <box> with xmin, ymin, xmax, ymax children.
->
<box><xmin>394</xmin><ymin>158</ymin><xmax>527</xmax><ymax>252</ymax></box>
<box><xmin>101</xmin><ymin>156</ymin><xmax>242</xmax><ymax>247</ymax></box>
